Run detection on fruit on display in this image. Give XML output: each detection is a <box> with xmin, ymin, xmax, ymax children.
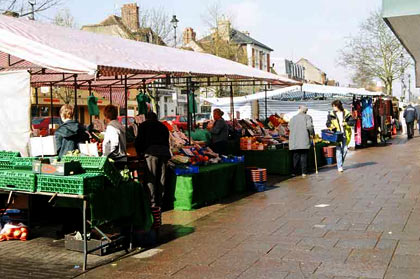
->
<box><xmin>0</xmin><ymin>224</ymin><xmax>29</xmax><ymax>241</ymax></box>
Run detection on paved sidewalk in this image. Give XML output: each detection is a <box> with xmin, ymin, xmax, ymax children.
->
<box><xmin>77</xmin><ymin>136</ymin><xmax>420</xmax><ymax>279</ymax></box>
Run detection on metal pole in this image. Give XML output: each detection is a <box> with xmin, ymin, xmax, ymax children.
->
<box><xmin>74</xmin><ymin>75</ymin><xmax>78</xmax><ymax>121</ymax></box>
<box><xmin>34</xmin><ymin>87</ymin><xmax>39</xmax><ymax>117</ymax></box>
<box><xmin>89</xmin><ymin>82</ymin><xmax>93</xmax><ymax>124</ymax></box>
<box><xmin>29</xmin><ymin>2</ymin><xmax>35</xmax><ymax>20</ymax></box>
<box><xmin>82</xmin><ymin>199</ymin><xmax>88</xmax><ymax>271</ymax></box>
<box><xmin>174</xmin><ymin>26</ymin><xmax>177</xmax><ymax>48</ymax></box>
<box><xmin>230</xmin><ymin>82</ymin><xmax>235</xmax><ymax>122</ymax></box>
<box><xmin>264</xmin><ymin>84</ymin><xmax>268</xmax><ymax>120</ymax></box>
<box><xmin>186</xmin><ymin>78</ymin><xmax>192</xmax><ymax>145</ymax></box>
<box><xmin>124</xmin><ymin>75</ymin><xmax>128</xmax><ymax>133</ymax></box>
<box><xmin>50</xmin><ymin>84</ymin><xmax>53</xmax><ymax>133</ymax></box>
<box><xmin>109</xmin><ymin>87</ymin><xmax>113</xmax><ymax>105</ymax></box>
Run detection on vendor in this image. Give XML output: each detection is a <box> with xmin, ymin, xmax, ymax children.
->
<box><xmin>135</xmin><ymin>111</ymin><xmax>171</xmax><ymax>232</ymax></box>
<box><xmin>207</xmin><ymin>108</ymin><xmax>229</xmax><ymax>155</ymax></box>
<box><xmin>102</xmin><ymin>105</ymin><xmax>127</xmax><ymax>167</ymax></box>
<box><xmin>55</xmin><ymin>104</ymin><xmax>89</xmax><ymax>158</ymax></box>
<box><xmin>190</xmin><ymin>123</ymin><xmax>212</xmax><ymax>145</ymax></box>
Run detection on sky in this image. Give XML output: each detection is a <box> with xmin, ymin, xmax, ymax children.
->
<box><xmin>40</xmin><ymin>0</ymin><xmax>416</xmax><ymax>96</ymax></box>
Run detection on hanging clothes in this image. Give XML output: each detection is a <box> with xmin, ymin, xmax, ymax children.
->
<box><xmin>87</xmin><ymin>95</ymin><xmax>99</xmax><ymax>116</ymax></box>
<box><xmin>362</xmin><ymin>98</ymin><xmax>374</xmax><ymax>130</ymax></box>
<box><xmin>136</xmin><ymin>92</ymin><xmax>151</xmax><ymax>115</ymax></box>
<box><xmin>352</xmin><ymin>99</ymin><xmax>362</xmax><ymax>146</ymax></box>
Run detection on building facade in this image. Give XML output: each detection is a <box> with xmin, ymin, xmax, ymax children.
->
<box><xmin>81</xmin><ymin>3</ymin><xmax>165</xmax><ymax>45</ymax></box>
<box><xmin>182</xmin><ymin>19</ymin><xmax>273</xmax><ymax>72</ymax></box>
<box><xmin>272</xmin><ymin>57</ymin><xmax>305</xmax><ymax>81</ymax></box>
<box><xmin>297</xmin><ymin>58</ymin><xmax>327</xmax><ymax>85</ymax></box>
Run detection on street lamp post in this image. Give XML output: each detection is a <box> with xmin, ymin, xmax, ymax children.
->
<box><xmin>170</xmin><ymin>15</ymin><xmax>179</xmax><ymax>114</ymax></box>
<box><xmin>400</xmin><ymin>53</ymin><xmax>405</xmax><ymax>101</ymax></box>
<box><xmin>170</xmin><ymin>15</ymin><xmax>179</xmax><ymax>48</ymax></box>
<box><xmin>28</xmin><ymin>0</ymin><xmax>36</xmax><ymax>20</ymax></box>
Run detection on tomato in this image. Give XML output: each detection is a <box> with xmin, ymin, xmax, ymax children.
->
<box><xmin>5</xmin><ymin>228</ymin><xmax>13</xmax><ymax>237</ymax></box>
<box><xmin>20</xmin><ymin>227</ymin><xmax>28</xmax><ymax>233</ymax></box>
<box><xmin>13</xmin><ymin>230</ymin><xmax>21</xmax><ymax>238</ymax></box>
<box><xmin>20</xmin><ymin>232</ymin><xmax>27</xmax><ymax>241</ymax></box>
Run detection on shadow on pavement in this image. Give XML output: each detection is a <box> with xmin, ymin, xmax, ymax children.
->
<box><xmin>344</xmin><ymin>161</ymin><xmax>377</xmax><ymax>170</ymax></box>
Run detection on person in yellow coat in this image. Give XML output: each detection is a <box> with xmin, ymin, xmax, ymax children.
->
<box><xmin>326</xmin><ymin>100</ymin><xmax>354</xmax><ymax>172</ymax></box>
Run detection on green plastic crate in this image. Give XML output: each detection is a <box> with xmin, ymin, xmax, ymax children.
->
<box><xmin>12</xmin><ymin>157</ymin><xmax>38</xmax><ymax>170</ymax></box>
<box><xmin>0</xmin><ymin>170</ymin><xmax>36</xmax><ymax>192</ymax></box>
<box><xmin>37</xmin><ymin>173</ymin><xmax>105</xmax><ymax>195</ymax></box>
<box><xmin>0</xmin><ymin>159</ymin><xmax>13</xmax><ymax>170</ymax></box>
<box><xmin>63</xmin><ymin>156</ymin><xmax>121</xmax><ymax>186</ymax></box>
<box><xmin>0</xmin><ymin>151</ymin><xmax>20</xmax><ymax>158</ymax></box>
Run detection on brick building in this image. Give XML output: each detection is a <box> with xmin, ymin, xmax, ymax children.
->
<box><xmin>182</xmin><ymin>19</ymin><xmax>273</xmax><ymax>72</ymax></box>
<box><xmin>81</xmin><ymin>3</ymin><xmax>165</xmax><ymax>45</ymax></box>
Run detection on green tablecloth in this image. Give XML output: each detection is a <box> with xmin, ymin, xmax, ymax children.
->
<box><xmin>170</xmin><ymin>163</ymin><xmax>246</xmax><ymax>211</ymax></box>
<box><xmin>56</xmin><ymin>181</ymin><xmax>153</xmax><ymax>230</ymax></box>
<box><xmin>88</xmin><ymin>181</ymin><xmax>153</xmax><ymax>229</ymax></box>
<box><xmin>241</xmin><ymin>143</ymin><xmax>327</xmax><ymax>175</ymax></box>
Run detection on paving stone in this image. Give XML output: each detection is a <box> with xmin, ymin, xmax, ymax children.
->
<box><xmin>315</xmin><ymin>262</ymin><xmax>387</xmax><ymax>278</ymax></box>
<box><xmin>335</xmin><ymin>239</ymin><xmax>377</xmax><ymax>249</ymax></box>
<box><xmin>384</xmin><ymin>267</ymin><xmax>420</xmax><ymax>279</ymax></box>
<box><xmin>395</xmin><ymin>240</ymin><xmax>420</xmax><ymax>256</ymax></box>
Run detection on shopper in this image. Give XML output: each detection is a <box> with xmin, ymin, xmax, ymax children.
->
<box><xmin>207</xmin><ymin>108</ymin><xmax>229</xmax><ymax>155</ymax></box>
<box><xmin>55</xmin><ymin>104</ymin><xmax>89</xmax><ymax>158</ymax></box>
<box><xmin>326</xmin><ymin>100</ymin><xmax>354</xmax><ymax>173</ymax></box>
<box><xmin>404</xmin><ymin>103</ymin><xmax>417</xmax><ymax>139</ymax></box>
<box><xmin>135</xmin><ymin>111</ymin><xmax>171</xmax><ymax>232</ymax></box>
<box><xmin>289</xmin><ymin>105</ymin><xmax>314</xmax><ymax>177</ymax></box>
<box><xmin>102</xmin><ymin>105</ymin><xmax>127</xmax><ymax>167</ymax></box>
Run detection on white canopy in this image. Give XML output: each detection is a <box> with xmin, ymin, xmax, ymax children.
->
<box><xmin>203</xmin><ymin>84</ymin><xmax>383</xmax><ymax>105</ymax></box>
<box><xmin>0</xmin><ymin>15</ymin><xmax>298</xmax><ymax>84</ymax></box>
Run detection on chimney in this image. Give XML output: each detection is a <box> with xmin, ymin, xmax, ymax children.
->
<box><xmin>183</xmin><ymin>27</ymin><xmax>196</xmax><ymax>46</ymax></box>
<box><xmin>121</xmin><ymin>3</ymin><xmax>139</xmax><ymax>31</ymax></box>
<box><xmin>217</xmin><ymin>18</ymin><xmax>231</xmax><ymax>41</ymax></box>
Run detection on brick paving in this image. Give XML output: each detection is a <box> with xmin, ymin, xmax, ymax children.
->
<box><xmin>3</xmin><ymin>135</ymin><xmax>420</xmax><ymax>278</ymax></box>
<box><xmin>78</xmin><ymin>136</ymin><xmax>420</xmax><ymax>279</ymax></box>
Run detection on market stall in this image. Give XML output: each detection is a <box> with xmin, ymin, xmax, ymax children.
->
<box><xmin>0</xmin><ymin>14</ymin><xmax>298</xmax><ymax>269</ymax></box>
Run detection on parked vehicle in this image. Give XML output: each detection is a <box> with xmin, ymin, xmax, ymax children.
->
<box><xmin>118</xmin><ymin>116</ymin><xmax>135</xmax><ymax>126</ymax></box>
<box><xmin>161</xmin><ymin>115</ymin><xmax>188</xmax><ymax>131</ymax></box>
<box><xmin>32</xmin><ymin>116</ymin><xmax>63</xmax><ymax>130</ymax></box>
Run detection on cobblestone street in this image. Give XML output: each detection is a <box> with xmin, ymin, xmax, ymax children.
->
<box><xmin>2</xmin><ymin>136</ymin><xmax>420</xmax><ymax>278</ymax></box>
<box><xmin>74</xmin><ymin>136</ymin><xmax>420</xmax><ymax>279</ymax></box>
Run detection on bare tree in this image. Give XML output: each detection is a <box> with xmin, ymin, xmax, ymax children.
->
<box><xmin>139</xmin><ymin>7</ymin><xmax>173</xmax><ymax>45</ymax></box>
<box><xmin>53</xmin><ymin>8</ymin><xmax>76</xmax><ymax>28</ymax></box>
<box><xmin>339</xmin><ymin>10</ymin><xmax>411</xmax><ymax>95</ymax></box>
<box><xmin>0</xmin><ymin>0</ymin><xmax>62</xmax><ymax>17</ymax></box>
<box><xmin>54</xmin><ymin>87</ymin><xmax>74</xmax><ymax>104</ymax></box>
<box><xmin>201</xmin><ymin>0</ymin><xmax>235</xmax><ymax>30</ymax></box>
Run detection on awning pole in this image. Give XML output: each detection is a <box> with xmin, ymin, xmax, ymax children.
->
<box><xmin>265</xmin><ymin>84</ymin><xmax>268</xmax><ymax>120</ymax></box>
<box><xmin>74</xmin><ymin>74</ymin><xmax>78</xmax><ymax>121</ymax></box>
<box><xmin>230</xmin><ymin>81</ymin><xmax>234</xmax><ymax>122</ymax></box>
<box><xmin>35</xmin><ymin>87</ymin><xmax>39</xmax><ymax>117</ymax></box>
<box><xmin>124</xmin><ymin>75</ymin><xmax>128</xmax><ymax>133</ymax></box>
<box><xmin>89</xmin><ymin>81</ymin><xmax>93</xmax><ymax>124</ymax></box>
<box><xmin>50</xmin><ymin>84</ymin><xmax>53</xmax><ymax>133</ymax></box>
<box><xmin>109</xmin><ymin>86</ymin><xmax>113</xmax><ymax>105</ymax></box>
<box><xmin>187</xmin><ymin>78</ymin><xmax>192</xmax><ymax>145</ymax></box>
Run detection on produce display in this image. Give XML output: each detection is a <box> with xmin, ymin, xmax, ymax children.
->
<box><xmin>0</xmin><ymin>223</ymin><xmax>28</xmax><ymax>242</ymax></box>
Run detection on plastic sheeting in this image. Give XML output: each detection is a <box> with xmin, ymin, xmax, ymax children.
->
<box><xmin>0</xmin><ymin>71</ymin><xmax>31</xmax><ymax>156</ymax></box>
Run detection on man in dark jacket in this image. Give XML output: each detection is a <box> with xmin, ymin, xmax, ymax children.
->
<box><xmin>55</xmin><ymin>105</ymin><xmax>89</xmax><ymax>158</ymax></box>
<box><xmin>135</xmin><ymin>111</ymin><xmax>170</xmax><ymax>231</ymax></box>
<box><xmin>289</xmin><ymin>106</ymin><xmax>314</xmax><ymax>177</ymax></box>
<box><xmin>404</xmin><ymin>104</ymin><xmax>417</xmax><ymax>139</ymax></box>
